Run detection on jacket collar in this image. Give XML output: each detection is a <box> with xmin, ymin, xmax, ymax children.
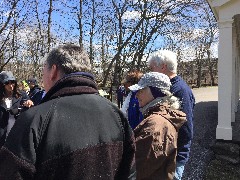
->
<box><xmin>140</xmin><ymin>97</ymin><xmax>164</xmax><ymax>114</ymax></box>
<box><xmin>142</xmin><ymin>102</ymin><xmax>186</xmax><ymax>131</ymax></box>
<box><xmin>41</xmin><ymin>73</ymin><xmax>98</xmax><ymax>104</ymax></box>
<box><xmin>170</xmin><ymin>75</ymin><xmax>182</xmax><ymax>84</ymax></box>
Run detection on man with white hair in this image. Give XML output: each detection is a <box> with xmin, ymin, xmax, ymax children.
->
<box><xmin>0</xmin><ymin>44</ymin><xmax>136</xmax><ymax>179</ymax></box>
<box><xmin>148</xmin><ymin>50</ymin><xmax>195</xmax><ymax>180</ymax></box>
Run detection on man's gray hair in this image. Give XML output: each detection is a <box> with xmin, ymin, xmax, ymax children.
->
<box><xmin>148</xmin><ymin>50</ymin><xmax>178</xmax><ymax>74</ymax></box>
<box><xmin>46</xmin><ymin>44</ymin><xmax>91</xmax><ymax>74</ymax></box>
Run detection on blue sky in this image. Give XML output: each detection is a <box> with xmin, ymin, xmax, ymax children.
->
<box><xmin>1</xmin><ymin>0</ymin><xmax>218</xmax><ymax>62</ymax></box>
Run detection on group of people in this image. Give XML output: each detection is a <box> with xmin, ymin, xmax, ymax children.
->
<box><xmin>116</xmin><ymin>50</ymin><xmax>195</xmax><ymax>179</ymax></box>
<box><xmin>0</xmin><ymin>44</ymin><xmax>195</xmax><ymax>180</ymax></box>
<box><xmin>0</xmin><ymin>73</ymin><xmax>45</xmax><ymax>146</ymax></box>
<box><xmin>120</xmin><ymin>50</ymin><xmax>195</xmax><ymax>179</ymax></box>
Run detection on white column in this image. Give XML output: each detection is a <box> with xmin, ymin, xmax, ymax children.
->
<box><xmin>237</xmin><ymin>55</ymin><xmax>240</xmax><ymax>107</ymax></box>
<box><xmin>235</xmin><ymin>55</ymin><xmax>240</xmax><ymax>113</ymax></box>
<box><xmin>216</xmin><ymin>19</ymin><xmax>233</xmax><ymax>140</ymax></box>
<box><xmin>238</xmin><ymin>51</ymin><xmax>240</xmax><ymax>104</ymax></box>
<box><xmin>236</xmin><ymin>24</ymin><xmax>240</xmax><ymax>109</ymax></box>
<box><xmin>238</xmin><ymin>50</ymin><xmax>240</xmax><ymax>109</ymax></box>
<box><xmin>233</xmin><ymin>24</ymin><xmax>238</xmax><ymax>115</ymax></box>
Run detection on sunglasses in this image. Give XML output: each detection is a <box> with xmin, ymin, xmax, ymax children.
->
<box><xmin>4</xmin><ymin>80</ymin><xmax>16</xmax><ymax>85</ymax></box>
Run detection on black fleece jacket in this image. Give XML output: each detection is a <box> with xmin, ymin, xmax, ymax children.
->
<box><xmin>0</xmin><ymin>73</ymin><xmax>136</xmax><ymax>180</ymax></box>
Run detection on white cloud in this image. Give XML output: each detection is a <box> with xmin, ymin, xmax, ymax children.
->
<box><xmin>2</xmin><ymin>10</ymin><xmax>11</xmax><ymax>17</ymax></box>
<box><xmin>18</xmin><ymin>29</ymin><xmax>33</xmax><ymax>40</ymax></box>
<box><xmin>122</xmin><ymin>10</ymin><xmax>141</xmax><ymax>20</ymax></box>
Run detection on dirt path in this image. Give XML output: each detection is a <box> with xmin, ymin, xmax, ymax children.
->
<box><xmin>192</xmin><ymin>86</ymin><xmax>218</xmax><ymax>103</ymax></box>
<box><xmin>182</xmin><ymin>86</ymin><xmax>218</xmax><ymax>180</ymax></box>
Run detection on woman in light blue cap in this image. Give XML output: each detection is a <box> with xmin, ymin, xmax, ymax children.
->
<box><xmin>129</xmin><ymin>72</ymin><xmax>187</xmax><ymax>180</ymax></box>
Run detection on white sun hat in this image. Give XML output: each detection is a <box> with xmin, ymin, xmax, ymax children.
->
<box><xmin>128</xmin><ymin>72</ymin><xmax>171</xmax><ymax>92</ymax></box>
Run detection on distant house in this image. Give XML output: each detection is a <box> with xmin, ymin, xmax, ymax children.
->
<box><xmin>207</xmin><ymin>0</ymin><xmax>240</xmax><ymax>140</ymax></box>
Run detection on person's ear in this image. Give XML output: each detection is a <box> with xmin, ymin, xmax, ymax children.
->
<box><xmin>50</xmin><ymin>64</ymin><xmax>58</xmax><ymax>81</ymax></box>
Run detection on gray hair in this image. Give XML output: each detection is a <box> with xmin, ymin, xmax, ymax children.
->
<box><xmin>148</xmin><ymin>50</ymin><xmax>178</xmax><ymax>74</ymax></box>
<box><xmin>46</xmin><ymin>44</ymin><xmax>91</xmax><ymax>74</ymax></box>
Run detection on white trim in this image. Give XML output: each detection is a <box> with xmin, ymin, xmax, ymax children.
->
<box><xmin>212</xmin><ymin>0</ymin><xmax>231</xmax><ymax>7</ymax></box>
<box><xmin>207</xmin><ymin>0</ymin><xmax>219</xmax><ymax>20</ymax></box>
<box><xmin>216</xmin><ymin>126</ymin><xmax>232</xmax><ymax>140</ymax></box>
<box><xmin>218</xmin><ymin>19</ymin><xmax>234</xmax><ymax>28</ymax></box>
<box><xmin>233</xmin><ymin>26</ymin><xmax>239</xmax><ymax>114</ymax></box>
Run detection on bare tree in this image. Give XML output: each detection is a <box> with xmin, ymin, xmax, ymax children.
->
<box><xmin>1</xmin><ymin>0</ymin><xmax>218</xmax><ymax>90</ymax></box>
<box><xmin>0</xmin><ymin>0</ymin><xmax>19</xmax><ymax>71</ymax></box>
<box><xmin>47</xmin><ymin>0</ymin><xmax>53</xmax><ymax>52</ymax></box>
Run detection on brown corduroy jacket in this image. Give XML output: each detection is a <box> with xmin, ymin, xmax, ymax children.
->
<box><xmin>134</xmin><ymin>103</ymin><xmax>186</xmax><ymax>180</ymax></box>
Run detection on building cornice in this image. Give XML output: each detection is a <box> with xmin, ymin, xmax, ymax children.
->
<box><xmin>207</xmin><ymin>0</ymin><xmax>219</xmax><ymax>20</ymax></box>
<box><xmin>211</xmin><ymin>0</ymin><xmax>231</xmax><ymax>7</ymax></box>
<box><xmin>207</xmin><ymin>0</ymin><xmax>233</xmax><ymax>21</ymax></box>
<box><xmin>218</xmin><ymin>19</ymin><xmax>234</xmax><ymax>28</ymax></box>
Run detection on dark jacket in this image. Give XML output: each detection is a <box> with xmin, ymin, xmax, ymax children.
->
<box><xmin>0</xmin><ymin>73</ymin><xmax>136</xmax><ymax>180</ymax></box>
<box><xmin>29</xmin><ymin>85</ymin><xmax>44</xmax><ymax>105</ymax></box>
<box><xmin>0</xmin><ymin>91</ymin><xmax>29</xmax><ymax>147</ymax></box>
<box><xmin>128</xmin><ymin>91</ymin><xmax>143</xmax><ymax>130</ymax></box>
<box><xmin>170</xmin><ymin>75</ymin><xmax>195</xmax><ymax>164</ymax></box>
<box><xmin>134</xmin><ymin>102</ymin><xmax>186</xmax><ymax>180</ymax></box>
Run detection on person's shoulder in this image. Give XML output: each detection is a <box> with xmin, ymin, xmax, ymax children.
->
<box><xmin>33</xmin><ymin>86</ymin><xmax>41</xmax><ymax>91</ymax></box>
<box><xmin>20</xmin><ymin>98</ymin><xmax>57</xmax><ymax>124</ymax></box>
<box><xmin>136</xmin><ymin>114</ymin><xmax>172</xmax><ymax>136</ymax></box>
<box><xmin>151</xmin><ymin>113</ymin><xmax>180</xmax><ymax>136</ymax></box>
<box><xmin>141</xmin><ymin>114</ymin><xmax>165</xmax><ymax>127</ymax></box>
<box><xmin>171</xmin><ymin>76</ymin><xmax>192</xmax><ymax>90</ymax></box>
<box><xmin>171</xmin><ymin>76</ymin><xmax>187</xmax><ymax>85</ymax></box>
<box><xmin>16</xmin><ymin>104</ymin><xmax>40</xmax><ymax>127</ymax></box>
<box><xmin>27</xmin><ymin>98</ymin><xmax>52</xmax><ymax>112</ymax></box>
<box><xmin>35</xmin><ymin>89</ymin><xmax>45</xmax><ymax>96</ymax></box>
<box><xmin>98</xmin><ymin>95</ymin><xmax>121</xmax><ymax>111</ymax></box>
<box><xmin>61</xmin><ymin>93</ymin><xmax>118</xmax><ymax>109</ymax></box>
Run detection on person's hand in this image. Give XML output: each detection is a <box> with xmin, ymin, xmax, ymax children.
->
<box><xmin>23</xmin><ymin>100</ymin><xmax>34</xmax><ymax>108</ymax></box>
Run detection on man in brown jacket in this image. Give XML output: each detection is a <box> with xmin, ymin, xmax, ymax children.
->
<box><xmin>129</xmin><ymin>72</ymin><xmax>186</xmax><ymax>180</ymax></box>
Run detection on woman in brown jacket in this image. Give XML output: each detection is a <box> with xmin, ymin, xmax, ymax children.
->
<box><xmin>129</xmin><ymin>72</ymin><xmax>187</xmax><ymax>180</ymax></box>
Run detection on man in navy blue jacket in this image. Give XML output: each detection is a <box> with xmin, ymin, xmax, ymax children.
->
<box><xmin>27</xmin><ymin>78</ymin><xmax>45</xmax><ymax>106</ymax></box>
<box><xmin>148</xmin><ymin>50</ymin><xmax>195</xmax><ymax>180</ymax></box>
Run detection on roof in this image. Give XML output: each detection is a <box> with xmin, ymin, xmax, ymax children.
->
<box><xmin>206</xmin><ymin>0</ymin><xmax>219</xmax><ymax>20</ymax></box>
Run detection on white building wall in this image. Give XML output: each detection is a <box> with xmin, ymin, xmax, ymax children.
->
<box><xmin>208</xmin><ymin>0</ymin><xmax>240</xmax><ymax>140</ymax></box>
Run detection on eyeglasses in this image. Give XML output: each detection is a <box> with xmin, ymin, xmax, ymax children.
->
<box><xmin>4</xmin><ymin>80</ymin><xmax>16</xmax><ymax>85</ymax></box>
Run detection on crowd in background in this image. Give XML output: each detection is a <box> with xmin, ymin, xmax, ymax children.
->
<box><xmin>0</xmin><ymin>44</ymin><xmax>195</xmax><ymax>180</ymax></box>
<box><xmin>0</xmin><ymin>74</ymin><xmax>45</xmax><ymax>146</ymax></box>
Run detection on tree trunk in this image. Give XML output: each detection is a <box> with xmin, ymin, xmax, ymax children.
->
<box><xmin>197</xmin><ymin>59</ymin><xmax>202</xmax><ymax>88</ymax></box>
<box><xmin>78</xmin><ymin>0</ymin><xmax>83</xmax><ymax>48</ymax></box>
<box><xmin>47</xmin><ymin>0</ymin><xmax>53</xmax><ymax>52</ymax></box>
<box><xmin>89</xmin><ymin>0</ymin><xmax>96</xmax><ymax>65</ymax></box>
